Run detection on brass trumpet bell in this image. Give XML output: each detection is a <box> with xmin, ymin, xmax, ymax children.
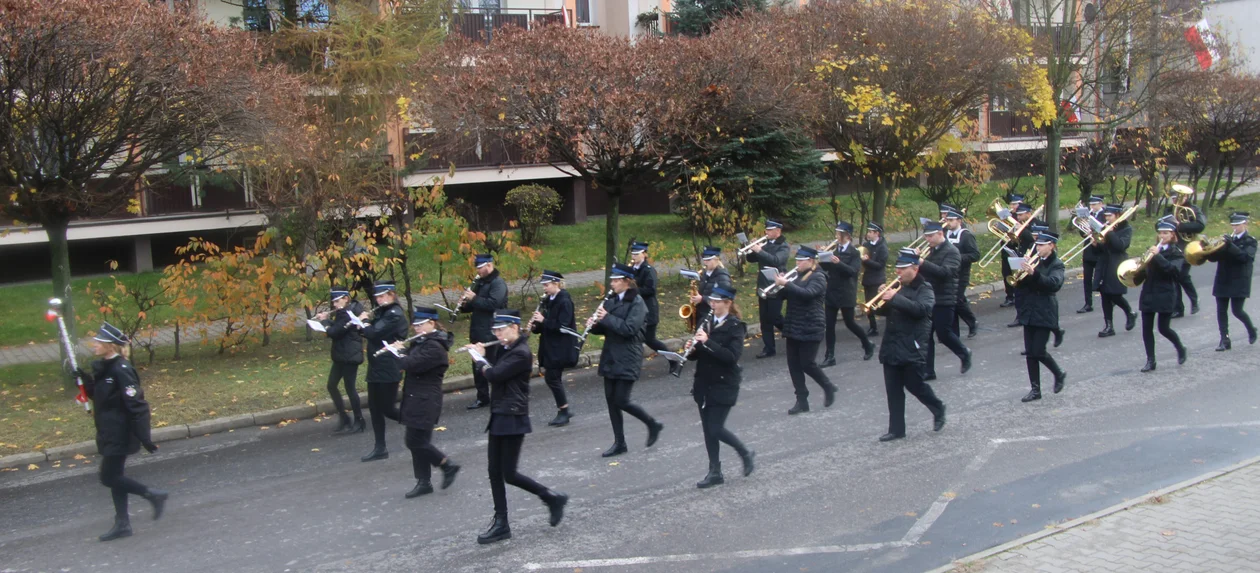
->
<box><xmin>1185</xmin><ymin>236</ymin><xmax>1228</xmax><ymax>266</ymax></box>
<box><xmin>679</xmin><ymin>303</ymin><xmax>694</xmax><ymax>319</ymax></box>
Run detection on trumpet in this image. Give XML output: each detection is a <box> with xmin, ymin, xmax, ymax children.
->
<box><xmin>759</xmin><ymin>268</ymin><xmax>799</xmax><ymax>299</ymax></box>
<box><xmin>1005</xmin><ymin>245</ymin><xmax>1041</xmax><ymax>287</ymax></box>
<box><xmin>670</xmin><ymin>310</ymin><xmax>713</xmax><ymax>378</ymax></box>
<box><xmin>736</xmin><ymin>233</ymin><xmax>770</xmax><ymax>256</ymax></box>
<box><xmin>576</xmin><ymin>290</ymin><xmax>615</xmax><ymax>349</ymax></box>
<box><xmin>862</xmin><ymin>278</ymin><xmax>902</xmax><ymax>312</ymax></box>
<box><xmin>820</xmin><ymin>239</ymin><xmax>840</xmax><ymax>253</ymax></box>
<box><xmin>374</xmin><ymin>333</ymin><xmax>430</xmax><ymax>357</ymax></box>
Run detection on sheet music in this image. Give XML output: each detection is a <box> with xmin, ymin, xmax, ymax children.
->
<box><xmin>760</xmin><ymin>268</ymin><xmax>780</xmax><ymax>282</ymax></box>
<box><xmin>465</xmin><ymin>348</ymin><xmax>489</xmax><ymax>366</ymax></box>
<box><xmin>657</xmin><ymin>350</ymin><xmax>684</xmax><ymax>363</ymax></box>
<box><xmin>349</xmin><ymin>313</ymin><xmax>366</xmax><ymax>329</ymax></box>
<box><xmin>306</xmin><ymin>319</ymin><xmax>327</xmax><ymax>333</ymax></box>
<box><xmin>1008</xmin><ymin>257</ymin><xmax>1026</xmax><ymax>268</ymax></box>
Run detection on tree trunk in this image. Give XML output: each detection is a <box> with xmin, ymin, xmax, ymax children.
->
<box><xmin>871</xmin><ymin>178</ymin><xmax>887</xmax><ymax>228</ymax></box>
<box><xmin>1219</xmin><ymin>163</ymin><xmax>1237</xmax><ymax>207</ymax></box>
<box><xmin>1205</xmin><ymin>162</ymin><xmax>1223</xmax><ymax>208</ymax></box>
<box><xmin>604</xmin><ymin>190</ymin><xmax>621</xmax><ymax>288</ymax></box>
<box><xmin>1044</xmin><ymin>127</ymin><xmax>1063</xmax><ymax>233</ymax></box>
<box><xmin>45</xmin><ymin>219</ymin><xmax>78</xmax><ymax>391</ymax></box>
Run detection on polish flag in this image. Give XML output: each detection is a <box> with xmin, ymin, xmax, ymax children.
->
<box><xmin>1185</xmin><ymin>19</ymin><xmax>1219</xmax><ymax>70</ymax></box>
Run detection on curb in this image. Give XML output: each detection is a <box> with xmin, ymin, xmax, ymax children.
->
<box><xmin>0</xmin><ymin>270</ymin><xmax>1042</xmax><ymax>471</ymax></box>
<box><xmin>924</xmin><ymin>453</ymin><xmax>1260</xmax><ymax>573</ymax></box>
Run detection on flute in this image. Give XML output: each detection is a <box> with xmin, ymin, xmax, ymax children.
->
<box><xmin>457</xmin><ymin>339</ymin><xmax>502</xmax><ymax>357</ymax></box>
<box><xmin>373</xmin><ymin>333</ymin><xmax>429</xmax><ymax>357</ymax></box>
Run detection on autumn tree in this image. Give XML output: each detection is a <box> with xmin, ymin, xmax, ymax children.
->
<box><xmin>672</xmin><ymin>0</ymin><xmax>767</xmax><ymax>37</ymax></box>
<box><xmin>0</xmin><ymin>0</ymin><xmax>297</xmax><ymax>346</ymax></box>
<box><xmin>1156</xmin><ymin>69</ymin><xmax>1260</xmax><ymax>208</ymax></box>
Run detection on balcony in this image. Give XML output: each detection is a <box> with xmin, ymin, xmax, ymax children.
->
<box><xmin>640</xmin><ymin>12</ymin><xmax>680</xmax><ymax>36</ymax></box>
<box><xmin>404</xmin><ymin>129</ymin><xmax>538</xmax><ymax>172</ymax></box>
<box><xmin>448</xmin><ymin>7</ymin><xmax>570</xmax><ymax>44</ymax></box>
<box><xmin>142</xmin><ymin>172</ymin><xmax>253</xmax><ymax>217</ymax></box>
<box><xmin>988</xmin><ymin>110</ymin><xmax>1042</xmax><ymax>139</ymax></box>
<box><xmin>1028</xmin><ymin>23</ymin><xmax>1083</xmax><ymax>55</ymax></box>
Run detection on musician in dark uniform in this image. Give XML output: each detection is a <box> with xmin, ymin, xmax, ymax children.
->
<box><xmin>861</xmin><ymin>222</ymin><xmax>889</xmax><ymax>336</ymax></box>
<box><xmin>1014</xmin><ymin>231</ymin><xmax>1068</xmax><ymax>402</ymax></box>
<box><xmin>630</xmin><ymin>242</ymin><xmax>669</xmax><ymax>355</ymax></box>
<box><xmin>690</xmin><ymin>246</ymin><xmax>733</xmax><ymax>322</ymax></box>
<box><xmin>876</xmin><ymin>249</ymin><xmax>946</xmax><ymax>442</ymax></box>
<box><xmin>592</xmin><ymin>263</ymin><xmax>663</xmax><ymax>458</ymax></box>
<box><xmin>315</xmin><ymin>288</ymin><xmax>365</xmax><ymax>435</ymax></box>
<box><xmin>1209</xmin><ymin>212</ymin><xmax>1258</xmax><ymax>350</ymax></box>
<box><xmin>78</xmin><ymin>322</ymin><xmax>168</xmax><ymax>542</ymax></box>
<box><xmin>1095</xmin><ymin>204</ymin><xmax>1138</xmax><ymax>337</ymax></box>
<box><xmin>1165</xmin><ymin>185</ymin><xmax>1205</xmax><ymax>317</ymax></box>
<box><xmin>531</xmin><ymin>270</ymin><xmax>580</xmax><ymax>426</ymax></box>
<box><xmin>819</xmin><ymin>221</ymin><xmax>876</xmax><ymax>367</ymax></box>
<box><xmin>1008</xmin><ymin>203</ymin><xmax>1046</xmax><ymax>328</ymax></box>
<box><xmin>775</xmin><ymin>245</ymin><xmax>837</xmax><ymax>415</ymax></box>
<box><xmin>744</xmin><ymin>219</ymin><xmax>791</xmax><ymax>359</ymax></box>
<box><xmin>943</xmin><ymin>208</ymin><xmax>979</xmax><ymax>338</ymax></box>
<box><xmin>685</xmin><ymin>286</ymin><xmax>755</xmax><ymax>488</ymax></box>
<box><xmin>465</xmin><ymin>311</ymin><xmax>568</xmax><ymax>544</ymax></box>
<box><xmin>1076</xmin><ymin>195</ymin><xmax>1106</xmax><ymax>313</ymax></box>
<box><xmin>459</xmin><ymin>254</ymin><xmax>508</xmax><ymax>410</ymax></box>
<box><xmin>1000</xmin><ymin>194</ymin><xmax>1026</xmax><ymax>308</ymax></box>
<box><xmin>388</xmin><ymin>308</ymin><xmax>460</xmax><ymax>498</ymax></box>
<box><xmin>358</xmin><ymin>283</ymin><xmax>408</xmax><ymax>462</ymax></box>
<box><xmin>917</xmin><ymin>220</ymin><xmax>973</xmax><ymax>380</ymax></box>
<box><xmin>1138</xmin><ymin>220</ymin><xmax>1189</xmax><ymax>372</ymax></box>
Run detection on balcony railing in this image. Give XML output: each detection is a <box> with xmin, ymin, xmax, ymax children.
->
<box><xmin>404</xmin><ymin>130</ymin><xmax>539</xmax><ymax>171</ymax></box>
<box><xmin>1029</xmin><ymin>23</ymin><xmax>1082</xmax><ymax>55</ymax></box>
<box><xmin>988</xmin><ymin>110</ymin><xmax>1042</xmax><ymax>139</ymax></box>
<box><xmin>142</xmin><ymin>172</ymin><xmax>253</xmax><ymax>217</ymax></box>
<box><xmin>448</xmin><ymin>7</ymin><xmax>570</xmax><ymax>44</ymax></box>
<box><xmin>640</xmin><ymin>12</ymin><xmax>680</xmax><ymax>36</ymax></box>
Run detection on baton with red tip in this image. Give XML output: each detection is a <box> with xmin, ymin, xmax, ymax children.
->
<box><xmin>46</xmin><ymin>298</ymin><xmax>90</xmax><ymax>412</ymax></box>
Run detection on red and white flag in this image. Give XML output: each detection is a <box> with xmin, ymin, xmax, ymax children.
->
<box><xmin>1184</xmin><ymin>18</ymin><xmax>1220</xmax><ymax>70</ymax></box>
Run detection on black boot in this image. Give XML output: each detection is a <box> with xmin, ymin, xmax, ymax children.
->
<box><xmin>1053</xmin><ymin>370</ymin><xmax>1067</xmax><ymax>394</ymax></box>
<box><xmin>601</xmin><ymin>442</ymin><xmax>628</xmax><ymax>458</ymax></box>
<box><xmin>823</xmin><ymin>383</ymin><xmax>837</xmax><ymax>408</ymax></box>
<box><xmin>360</xmin><ymin>446</ymin><xmax>388</xmax><ymax>462</ymax></box>
<box><xmin>332</xmin><ymin>415</ymin><xmax>352</xmax><ymax>435</ymax></box>
<box><xmin>1125</xmin><ymin>311</ymin><xmax>1138</xmax><ymax>332</ymax></box>
<box><xmin>549</xmin><ymin>408</ymin><xmax>572</xmax><ymax>427</ymax></box>
<box><xmin>477</xmin><ymin>514</ymin><xmax>511</xmax><ymax>544</ymax></box>
<box><xmin>440</xmin><ymin>462</ymin><xmax>461</xmax><ymax>490</ymax></box>
<box><xmin>820</xmin><ymin>353</ymin><xmax>837</xmax><ymax>368</ymax></box>
<box><xmin>863</xmin><ymin>341</ymin><xmax>876</xmax><ymax>360</ymax></box>
<box><xmin>1000</xmin><ymin>296</ymin><xmax>1015</xmax><ymax>308</ymax></box>
<box><xmin>352</xmin><ymin>417</ymin><xmax>366</xmax><ymax>433</ymax></box>
<box><xmin>646</xmin><ymin>421</ymin><xmax>664</xmax><ymax>448</ymax></box>
<box><xmin>1177</xmin><ymin>344</ymin><xmax>1188</xmax><ymax>365</ymax></box>
<box><xmin>696</xmin><ymin>463</ymin><xmax>725</xmax><ymax>489</ymax></box>
<box><xmin>1141</xmin><ymin>359</ymin><xmax>1157</xmax><ymax>373</ymax></box>
<box><xmin>755</xmin><ymin>348</ymin><xmax>776</xmax><ymax>359</ymax></box>
<box><xmin>98</xmin><ymin>516</ymin><xmax>132</xmax><ymax>542</ymax></box>
<box><xmin>143</xmin><ymin>489</ymin><xmax>168</xmax><ymax>520</ymax></box>
<box><xmin>466</xmin><ymin>398</ymin><xmax>488</xmax><ymax>410</ymax></box>
<box><xmin>866</xmin><ymin>326</ymin><xmax>879</xmax><ymax>337</ymax></box>
<box><xmin>1217</xmin><ymin>336</ymin><xmax>1232</xmax><ymax>352</ymax></box>
<box><xmin>542</xmin><ymin>490</ymin><xmax>569</xmax><ymax>526</ymax></box>
<box><xmin>960</xmin><ymin>349</ymin><xmax>973</xmax><ymax>374</ymax></box>
<box><xmin>967</xmin><ymin>324</ymin><xmax>978</xmax><ymax>339</ymax></box>
<box><xmin>1098</xmin><ymin>321</ymin><xmax>1115</xmax><ymax>338</ymax></box>
<box><xmin>1077</xmin><ymin>302</ymin><xmax>1094</xmax><ymax>313</ymax></box>
<box><xmin>787</xmin><ymin>399</ymin><xmax>810</xmax><ymax>415</ymax></box>
<box><xmin>405</xmin><ymin>479</ymin><xmax>434</xmax><ymax>499</ymax></box>
<box><xmin>1053</xmin><ymin>328</ymin><xmax>1065</xmax><ymax>348</ymax></box>
<box><xmin>878</xmin><ymin>432</ymin><xmax>905</xmax><ymax>442</ymax></box>
<box><xmin>1191</xmin><ymin>301</ymin><xmax>1200</xmax><ymax>314</ymax></box>
<box><xmin>1250</xmin><ymin>326</ymin><xmax>1258</xmax><ymax>345</ymax></box>
<box><xmin>740</xmin><ymin>449</ymin><xmax>756</xmax><ymax>477</ymax></box>
<box><xmin>1021</xmin><ymin>389</ymin><xmax>1042</xmax><ymax>402</ymax></box>
<box><xmin>933</xmin><ymin>404</ymin><xmax>946</xmax><ymax>432</ymax></box>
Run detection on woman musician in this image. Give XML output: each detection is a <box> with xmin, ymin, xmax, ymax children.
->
<box><xmin>592</xmin><ymin>263</ymin><xmax>664</xmax><ymax>458</ymax></box>
<box><xmin>357</xmin><ymin>283</ymin><xmax>408</xmax><ymax>462</ymax></box>
<box><xmin>776</xmin><ymin>245</ymin><xmax>838</xmax><ymax>415</ymax></box>
<box><xmin>387</xmin><ymin>307</ymin><xmax>461</xmax><ymax>499</ymax></box>
<box><xmin>685</xmin><ymin>286</ymin><xmax>755</xmax><ymax>488</ymax></box>
<box><xmin>1138</xmin><ymin>219</ymin><xmax>1188</xmax><ymax>372</ymax></box>
<box><xmin>1015</xmin><ymin>231</ymin><xmax>1068</xmax><ymax>402</ymax></box>
<box><xmin>689</xmin><ymin>246</ymin><xmax>733</xmax><ymax>322</ymax></box>
<box><xmin>531</xmin><ymin>270</ymin><xmax>580</xmax><ymax>426</ymax></box>
<box><xmin>1208</xmin><ymin>212</ymin><xmax>1257</xmax><ymax>350</ymax></box>
<box><xmin>1095</xmin><ymin>204</ymin><xmax>1138</xmax><ymax>337</ymax></box>
<box><xmin>314</xmin><ymin>288</ymin><xmax>365</xmax><ymax>435</ymax></box>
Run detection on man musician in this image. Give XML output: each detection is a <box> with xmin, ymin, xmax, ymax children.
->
<box><xmin>460</xmin><ymin>254</ymin><xmax>508</xmax><ymax>410</ymax></box>
<box><xmin>861</xmin><ymin>222</ymin><xmax>890</xmax><ymax>337</ymax></box>
<box><xmin>942</xmin><ymin>205</ymin><xmax>979</xmax><ymax>338</ymax></box>
<box><xmin>1207</xmin><ymin>212</ymin><xmax>1258</xmax><ymax>351</ymax></box>
<box><xmin>1164</xmin><ymin>184</ymin><xmax>1205</xmax><ymax>317</ymax></box>
<box><xmin>1008</xmin><ymin>203</ymin><xmax>1045</xmax><ymax>328</ymax></box>
<box><xmin>744</xmin><ymin>219</ymin><xmax>790</xmax><ymax>359</ymax></box>
<box><xmin>999</xmin><ymin>194</ymin><xmax>1026</xmax><ymax>308</ymax></box>
<box><xmin>1015</xmin><ymin>231</ymin><xmax>1067</xmax><ymax>402</ymax></box>
<box><xmin>916</xmin><ymin>219</ymin><xmax>973</xmax><ymax>380</ymax></box>
<box><xmin>1076</xmin><ymin>195</ymin><xmax>1106</xmax><ymax>314</ymax></box>
<box><xmin>876</xmin><ymin>248</ymin><xmax>946</xmax><ymax>442</ymax></box>
<box><xmin>819</xmin><ymin>221</ymin><xmax>876</xmax><ymax>367</ymax></box>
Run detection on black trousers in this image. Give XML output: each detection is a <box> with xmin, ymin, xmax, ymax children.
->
<box><xmin>644</xmin><ymin>323</ymin><xmax>670</xmax><ymax>353</ymax></box>
<box><xmin>1174</xmin><ymin>262</ymin><xmax>1199</xmax><ymax>313</ymax></box>
<box><xmin>699</xmin><ymin>403</ymin><xmax>747</xmax><ymax>468</ymax></box>
<box><xmin>604</xmin><ymin>377</ymin><xmax>655</xmax><ymax>444</ymax></box>
<box><xmin>1023</xmin><ymin>326</ymin><xmax>1063</xmax><ymax>389</ymax></box>
<box><xmin>326</xmin><ymin>361</ymin><xmax>362</xmax><ymax>421</ymax></box>
<box><xmin>952</xmin><ymin>292</ymin><xmax>977</xmax><ymax>336</ymax></box>
<box><xmin>1101</xmin><ymin>293</ymin><xmax>1132</xmax><ymax>324</ymax></box>
<box><xmin>1216</xmin><ymin>297</ymin><xmax>1256</xmax><ymax>337</ymax></box>
<box><xmin>544</xmin><ymin>367</ymin><xmax>568</xmax><ymax>409</ymax></box>
<box><xmin>863</xmin><ymin>284</ymin><xmax>881</xmax><ymax>331</ymax></box>
<box><xmin>759</xmin><ymin>296</ymin><xmax>784</xmax><ymax>352</ymax></box>
<box><xmin>405</xmin><ymin>426</ymin><xmax>447</xmax><ymax>482</ymax></box>
<box><xmin>487</xmin><ymin>434</ymin><xmax>549</xmax><ymax>517</ymax></box>
<box><xmin>472</xmin><ymin>344</ymin><xmax>501</xmax><ymax>403</ymax></box>
<box><xmin>825</xmin><ymin>304</ymin><xmax>872</xmax><ymax>356</ymax></box>
<box><xmin>1142</xmin><ymin>311</ymin><xmax>1183</xmax><ymax>361</ymax></box>
<box><xmin>367</xmin><ymin>382</ymin><xmax>400</xmax><ymax>449</ymax></box>
<box><xmin>100</xmin><ymin>455</ymin><xmax>150</xmax><ymax>518</ymax></box>
<box><xmin>927</xmin><ymin>305</ymin><xmax>969</xmax><ymax>376</ymax></box>
<box><xmin>1001</xmin><ymin>255</ymin><xmax>1015</xmax><ymax>299</ymax></box>
<box><xmin>786</xmin><ymin>338</ymin><xmax>833</xmax><ymax>401</ymax></box>
<box><xmin>883</xmin><ymin>363</ymin><xmax>944</xmax><ymax>437</ymax></box>
<box><xmin>1081</xmin><ymin>261</ymin><xmax>1096</xmax><ymax>306</ymax></box>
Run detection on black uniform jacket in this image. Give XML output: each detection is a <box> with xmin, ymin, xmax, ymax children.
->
<box><xmin>1139</xmin><ymin>245</ymin><xmax>1185</xmax><ymax>314</ymax></box>
<box><xmin>1208</xmin><ymin>232</ymin><xmax>1257</xmax><ymax>298</ymax></box>
<box><xmin>632</xmin><ymin>262</ymin><xmax>661</xmax><ymax>326</ymax></box>
<box><xmin>362</xmin><ymin>302</ymin><xmax>408</xmax><ymax>383</ymax></box>
<box><xmin>1078</xmin><ymin>209</ymin><xmax>1105</xmax><ymax>264</ymax></box>
<box><xmin>690</xmin><ymin>314</ymin><xmax>746</xmax><ymax>407</ymax></box>
<box><xmin>745</xmin><ymin>236</ymin><xmax>790</xmax><ymax>291</ymax></box>
<box><xmin>481</xmin><ymin>336</ymin><xmax>532</xmax><ymax>418</ymax></box>
<box><xmin>861</xmin><ymin>238</ymin><xmax>889</xmax><ymax>287</ymax></box>
<box><xmin>918</xmin><ymin>241</ymin><xmax>961</xmax><ymax>307</ymax></box>
<box><xmin>86</xmin><ymin>356</ymin><xmax>152</xmax><ymax>457</ymax></box>
<box><xmin>1016</xmin><ymin>251</ymin><xmax>1064</xmax><ymax>330</ymax></box>
<box><xmin>780</xmin><ymin>267</ymin><xmax>828</xmax><ymax>342</ymax></box>
<box><xmin>949</xmin><ymin>228</ymin><xmax>980</xmax><ymax>296</ymax></box>
<box><xmin>532</xmin><ymin>289</ymin><xmax>580</xmax><ymax>369</ymax></box>
<box><xmin>1017</xmin><ymin>217</ymin><xmax>1046</xmax><ymax>252</ymax></box>
<box><xmin>459</xmin><ymin>270</ymin><xmax>508</xmax><ymax>344</ymax></box>
<box><xmin>820</xmin><ymin>242</ymin><xmax>861</xmax><ymax>308</ymax></box>
<box><xmin>1094</xmin><ymin>223</ymin><xmax>1133</xmax><ymax>295</ymax></box>
<box><xmin>321</xmin><ymin>301</ymin><xmax>364</xmax><ymax>365</ymax></box>
<box><xmin>591</xmin><ymin>288</ymin><xmax>648</xmax><ymax>380</ymax></box>
<box><xmin>398</xmin><ymin>331</ymin><xmax>455</xmax><ymax>430</ymax></box>
<box><xmin>695</xmin><ymin>267</ymin><xmax>733</xmax><ymax>319</ymax></box>
<box><xmin>877</xmin><ymin>274</ymin><xmax>935</xmax><ymax>367</ymax></box>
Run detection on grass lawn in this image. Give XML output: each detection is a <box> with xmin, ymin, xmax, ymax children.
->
<box><xmin>0</xmin><ymin>272</ymin><xmax>171</xmax><ymax>348</ymax></box>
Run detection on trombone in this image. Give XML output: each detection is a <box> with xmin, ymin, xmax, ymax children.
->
<box><xmin>1060</xmin><ymin>207</ymin><xmax>1104</xmax><ymax>265</ymax></box>
<box><xmin>1089</xmin><ymin>203</ymin><xmax>1140</xmax><ymax>247</ymax></box>
<box><xmin>977</xmin><ymin>204</ymin><xmax>1044</xmax><ymax>268</ymax></box>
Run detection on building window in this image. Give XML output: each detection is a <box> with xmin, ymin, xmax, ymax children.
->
<box><xmin>577</xmin><ymin>0</ymin><xmax>591</xmax><ymax>24</ymax></box>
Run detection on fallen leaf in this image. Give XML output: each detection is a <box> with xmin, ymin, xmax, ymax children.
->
<box><xmin>1161</xmin><ymin>530</ymin><xmax>1176</xmax><ymax>537</ymax></box>
<box><xmin>609</xmin><ymin>462</ymin><xmax>620</xmax><ymax>466</ymax></box>
<box><xmin>1031</xmin><ymin>503</ymin><xmax>1041</xmax><ymax>508</ymax></box>
<box><xmin>73</xmin><ymin>454</ymin><xmax>86</xmax><ymax>460</ymax></box>
<box><xmin>260</xmin><ymin>426</ymin><xmax>270</xmax><ymax>430</ymax></box>
<box><xmin>905</xmin><ymin>511</ymin><xmax>917</xmax><ymax>517</ymax></box>
<box><xmin>27</xmin><ymin>464</ymin><xmax>38</xmax><ymax>470</ymax></box>
<box><xmin>311</xmin><ymin>448</ymin><xmax>320</xmax><ymax>452</ymax></box>
<box><xmin>942</xmin><ymin>491</ymin><xmax>957</xmax><ymax>499</ymax></box>
<box><xmin>992</xmin><ymin>522</ymin><xmax>1004</xmax><ymax>528</ymax></box>
<box><xmin>434</xmin><ymin>426</ymin><xmax>447</xmax><ymax>431</ymax></box>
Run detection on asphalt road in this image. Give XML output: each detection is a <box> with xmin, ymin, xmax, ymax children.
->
<box><xmin>3</xmin><ymin>262</ymin><xmax>1260</xmax><ymax>573</ymax></box>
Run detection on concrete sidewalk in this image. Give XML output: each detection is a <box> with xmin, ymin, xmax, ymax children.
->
<box><xmin>934</xmin><ymin>455</ymin><xmax>1260</xmax><ymax>573</ymax></box>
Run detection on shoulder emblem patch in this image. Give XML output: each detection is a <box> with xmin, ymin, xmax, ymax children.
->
<box><xmin>124</xmin><ymin>386</ymin><xmax>137</xmax><ymax>397</ymax></box>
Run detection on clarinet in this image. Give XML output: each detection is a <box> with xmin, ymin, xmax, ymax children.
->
<box><xmin>525</xmin><ymin>299</ymin><xmax>545</xmax><ymax>332</ymax></box>
<box><xmin>677</xmin><ymin>310</ymin><xmax>713</xmax><ymax>361</ymax></box>
<box><xmin>451</xmin><ymin>279</ymin><xmax>478</xmax><ymax>323</ymax></box>
<box><xmin>575</xmin><ymin>290</ymin><xmax>615</xmax><ymax>349</ymax></box>
<box><xmin>373</xmin><ymin>332</ymin><xmax>429</xmax><ymax>357</ymax></box>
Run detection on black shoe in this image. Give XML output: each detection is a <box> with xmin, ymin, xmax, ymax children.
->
<box><xmin>1021</xmin><ymin>390</ymin><xmax>1042</xmax><ymax>402</ymax></box>
<box><xmin>823</xmin><ymin>384</ymin><xmax>837</xmax><ymax>408</ymax></box>
<box><xmin>143</xmin><ymin>489</ymin><xmax>168</xmax><ymax>520</ymax></box>
<box><xmin>466</xmin><ymin>399</ymin><xmax>489</xmax><ymax>410</ymax></box>
<box><xmin>1141</xmin><ymin>360</ymin><xmax>1157</xmax><ymax>373</ymax></box>
<box><xmin>601</xmin><ymin>442</ymin><xmax>628</xmax><ymax>458</ymax></box>
<box><xmin>820</xmin><ymin>354</ymin><xmax>837</xmax><ymax>368</ymax></box>
<box><xmin>1217</xmin><ymin>336</ymin><xmax>1232</xmax><ymax>352</ymax></box>
<box><xmin>933</xmin><ymin>405</ymin><xmax>946</xmax><ymax>432</ymax></box>
<box><xmin>755</xmin><ymin>349</ymin><xmax>776</xmax><ymax>359</ymax></box>
<box><xmin>1077</xmin><ymin>303</ymin><xmax>1094</xmax><ymax>314</ymax></box>
<box><xmin>332</xmin><ymin>416</ymin><xmax>352</xmax><ymax>435</ymax></box>
<box><xmin>440</xmin><ymin>463</ymin><xmax>461</xmax><ymax>490</ymax></box>
<box><xmin>549</xmin><ymin>409</ymin><xmax>572</xmax><ymax>427</ymax></box>
<box><xmin>1171</xmin><ymin>311</ymin><xmax>1185</xmax><ymax>319</ymax></box>
<box><xmin>360</xmin><ymin>447</ymin><xmax>388</xmax><ymax>462</ymax></box>
<box><xmin>740</xmin><ymin>450</ymin><xmax>756</xmax><ymax>477</ymax></box>
<box><xmin>98</xmin><ymin>516</ymin><xmax>132</xmax><ymax>542</ymax></box>
<box><xmin>1177</xmin><ymin>345</ymin><xmax>1188</xmax><ymax>365</ymax></box>
<box><xmin>1250</xmin><ymin>327</ymin><xmax>1258</xmax><ymax>345</ymax></box>
<box><xmin>1098</xmin><ymin>322</ymin><xmax>1116</xmax><ymax>338</ymax></box>
<box><xmin>646</xmin><ymin>421</ymin><xmax>664</xmax><ymax>448</ymax></box>
<box><xmin>1053</xmin><ymin>371</ymin><xmax>1067</xmax><ymax>394</ymax></box>
<box><xmin>1000</xmin><ymin>297</ymin><xmax>1015</xmax><ymax>308</ymax></box>
<box><xmin>960</xmin><ymin>350</ymin><xmax>973</xmax><ymax>374</ymax></box>
<box><xmin>1191</xmin><ymin>301</ymin><xmax>1200</xmax><ymax>315</ymax></box>
<box><xmin>1020</xmin><ymin>350</ymin><xmax>1027</xmax><ymax>356</ymax></box>
<box><xmin>543</xmin><ymin>491</ymin><xmax>568</xmax><ymax>526</ymax></box>
<box><xmin>967</xmin><ymin>325</ymin><xmax>977</xmax><ymax>339</ymax></box>
<box><xmin>696</xmin><ymin>466</ymin><xmax>725</xmax><ymax>489</ymax></box>
<box><xmin>866</xmin><ymin>327</ymin><xmax>879</xmax><ymax>337</ymax></box>
<box><xmin>405</xmin><ymin>480</ymin><xmax>434</xmax><ymax>499</ymax></box>
<box><xmin>1125</xmin><ymin>312</ymin><xmax>1137</xmax><ymax>332</ymax></box>
<box><xmin>477</xmin><ymin>514</ymin><xmax>511</xmax><ymax>545</ymax></box>
<box><xmin>352</xmin><ymin>417</ymin><xmax>366</xmax><ymax>433</ymax></box>
<box><xmin>863</xmin><ymin>341</ymin><xmax>876</xmax><ymax>360</ymax></box>
<box><xmin>1053</xmin><ymin>329</ymin><xmax>1065</xmax><ymax>348</ymax></box>
<box><xmin>1007</xmin><ymin>320</ymin><xmax>1021</xmax><ymax>328</ymax></box>
<box><xmin>923</xmin><ymin>373</ymin><xmax>937</xmax><ymax>381</ymax></box>
<box><xmin>878</xmin><ymin>432</ymin><xmax>905</xmax><ymax>442</ymax></box>
<box><xmin>788</xmin><ymin>400</ymin><xmax>810</xmax><ymax>415</ymax></box>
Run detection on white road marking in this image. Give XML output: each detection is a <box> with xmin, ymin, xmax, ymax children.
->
<box><xmin>992</xmin><ymin>420</ymin><xmax>1260</xmax><ymax>444</ymax></box>
<box><xmin>522</xmin><ymin>541</ymin><xmax>914</xmax><ymax>570</ymax></box>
